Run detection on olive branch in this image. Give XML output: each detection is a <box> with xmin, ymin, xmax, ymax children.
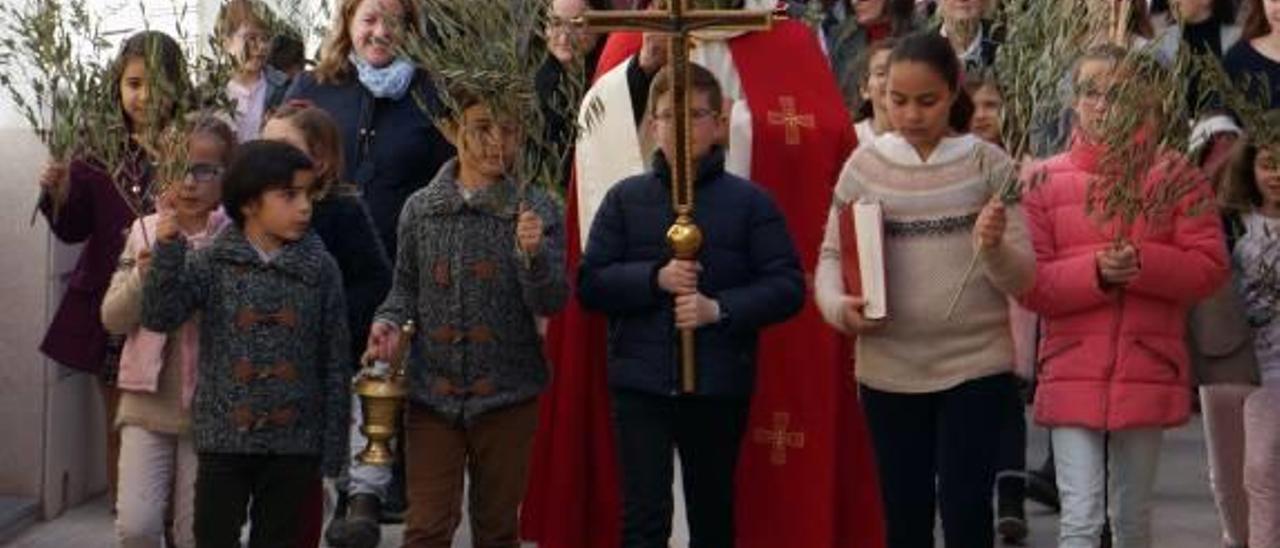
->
<box><xmin>943</xmin><ymin>0</ymin><xmax>1221</xmax><ymax>318</ymax></box>
<box><xmin>0</xmin><ymin>0</ymin><xmax>111</xmax><ymax>162</ymax></box>
<box><xmin>941</xmin><ymin>0</ymin><xmax>1090</xmax><ymax>319</ymax></box>
<box><xmin>2</xmin><ymin>0</ymin><xmax>240</xmax><ymax>241</ymax></box>
<box><xmin>398</xmin><ymin>0</ymin><xmax>589</xmax><ymax>204</ymax></box>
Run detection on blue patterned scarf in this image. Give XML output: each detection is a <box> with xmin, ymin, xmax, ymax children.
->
<box><xmin>349</xmin><ymin>53</ymin><xmax>415</xmax><ymax>100</ymax></box>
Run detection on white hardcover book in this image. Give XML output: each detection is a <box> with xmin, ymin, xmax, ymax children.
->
<box><xmin>853</xmin><ymin>200</ymin><xmax>887</xmax><ymax>320</ymax></box>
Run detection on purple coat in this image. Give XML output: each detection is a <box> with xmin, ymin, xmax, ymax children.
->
<box><xmin>39</xmin><ymin>157</ymin><xmax>148</xmax><ymax>374</ymax></box>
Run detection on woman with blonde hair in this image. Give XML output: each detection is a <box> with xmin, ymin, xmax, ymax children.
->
<box><xmin>285</xmin><ymin>0</ymin><xmax>452</xmax><ymax>262</ymax></box>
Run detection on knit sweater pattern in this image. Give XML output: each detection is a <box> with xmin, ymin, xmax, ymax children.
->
<box><xmin>141</xmin><ymin>227</ymin><xmax>351</xmax><ymax>476</ymax></box>
<box><xmin>815</xmin><ymin>134</ymin><xmax>1035</xmax><ymax>393</ymax></box>
<box><xmin>375</xmin><ymin>159</ymin><xmax>568</xmax><ymax>423</ymax></box>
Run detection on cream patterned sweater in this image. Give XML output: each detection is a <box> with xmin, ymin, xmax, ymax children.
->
<box><xmin>814</xmin><ymin>133</ymin><xmax>1035</xmax><ymax>393</ymax></box>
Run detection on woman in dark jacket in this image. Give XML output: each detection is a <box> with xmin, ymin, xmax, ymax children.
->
<box><xmin>535</xmin><ymin>0</ymin><xmax>610</xmax><ymax>190</ymax></box>
<box><xmin>283</xmin><ymin>0</ymin><xmax>454</xmax><ymax>262</ymax></box>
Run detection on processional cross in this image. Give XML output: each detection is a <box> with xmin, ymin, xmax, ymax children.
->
<box><xmin>1110</xmin><ymin>0</ymin><xmax>1132</xmax><ymax>46</ymax></box>
<box><xmin>577</xmin><ymin>1</ymin><xmax>777</xmax><ymax>394</ymax></box>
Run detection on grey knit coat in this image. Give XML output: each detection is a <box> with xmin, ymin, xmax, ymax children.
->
<box><xmin>142</xmin><ymin>227</ymin><xmax>351</xmax><ymax>476</ymax></box>
<box><xmin>375</xmin><ymin>159</ymin><xmax>568</xmax><ymax>423</ymax></box>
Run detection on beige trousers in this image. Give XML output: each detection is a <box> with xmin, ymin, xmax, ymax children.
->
<box><xmin>116</xmin><ymin>425</ymin><xmax>197</xmax><ymax>548</ymax></box>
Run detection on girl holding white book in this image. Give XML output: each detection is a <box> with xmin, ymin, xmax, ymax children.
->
<box><xmin>813</xmin><ymin>31</ymin><xmax>1034</xmax><ymax>548</ymax></box>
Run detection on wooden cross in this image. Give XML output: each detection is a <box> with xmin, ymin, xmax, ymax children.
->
<box><xmin>752</xmin><ymin>412</ymin><xmax>806</xmax><ymax>465</ymax></box>
<box><xmin>766</xmin><ymin>95</ymin><xmax>816</xmax><ymax>146</ymax></box>
<box><xmin>1110</xmin><ymin>0</ymin><xmax>1132</xmax><ymax>46</ymax></box>
<box><xmin>578</xmin><ymin>1</ymin><xmax>777</xmax><ymax>394</ymax></box>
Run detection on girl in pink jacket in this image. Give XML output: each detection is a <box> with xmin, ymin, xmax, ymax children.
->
<box><xmin>1018</xmin><ymin>46</ymin><xmax>1229</xmax><ymax>548</ymax></box>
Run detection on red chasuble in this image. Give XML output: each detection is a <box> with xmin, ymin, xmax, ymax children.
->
<box><xmin>728</xmin><ymin>22</ymin><xmax>886</xmax><ymax>548</ymax></box>
<box><xmin>519</xmin><ymin>173</ymin><xmax>623</xmax><ymax>548</ymax></box>
<box><xmin>518</xmin><ymin>34</ymin><xmax>635</xmax><ymax>547</ymax></box>
<box><xmin>522</xmin><ymin>21</ymin><xmax>885</xmax><ymax>548</ymax></box>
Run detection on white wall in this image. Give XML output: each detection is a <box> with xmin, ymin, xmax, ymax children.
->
<box><xmin>0</xmin><ymin>127</ymin><xmax>106</xmax><ymax>519</ymax></box>
<box><xmin>0</xmin><ymin>0</ymin><xmax>215</xmax><ymax>517</ymax></box>
<box><xmin>0</xmin><ymin>0</ymin><xmax>335</xmax><ymax>513</ymax></box>
<box><xmin>0</xmin><ymin>103</ymin><xmax>25</xmax><ymax>129</ymax></box>
<box><xmin>0</xmin><ymin>128</ymin><xmax>54</xmax><ymax>504</ymax></box>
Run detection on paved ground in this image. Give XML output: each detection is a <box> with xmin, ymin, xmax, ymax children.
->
<box><xmin>4</xmin><ymin>419</ymin><xmax>1223</xmax><ymax>547</ymax></box>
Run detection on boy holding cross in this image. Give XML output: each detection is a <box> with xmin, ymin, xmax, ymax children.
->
<box><xmin>577</xmin><ymin>63</ymin><xmax>805</xmax><ymax>547</ymax></box>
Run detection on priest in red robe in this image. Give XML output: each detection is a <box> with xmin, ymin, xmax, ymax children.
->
<box><xmin>521</xmin><ymin>2</ymin><xmax>886</xmax><ymax>546</ymax></box>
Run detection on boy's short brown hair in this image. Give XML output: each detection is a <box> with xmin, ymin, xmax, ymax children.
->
<box><xmin>442</xmin><ymin>87</ymin><xmax>520</xmax><ymax>130</ymax></box>
<box><xmin>647</xmin><ymin>62</ymin><xmax>724</xmax><ymax>118</ymax></box>
<box><xmin>216</xmin><ymin>0</ymin><xmax>271</xmax><ymax>39</ymax></box>
<box><xmin>451</xmin><ymin>86</ymin><xmax>487</xmax><ymax>113</ymax></box>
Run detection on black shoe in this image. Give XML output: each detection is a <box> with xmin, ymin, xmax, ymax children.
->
<box><xmin>324</xmin><ymin>490</ymin><xmax>352</xmax><ymax>547</ymax></box>
<box><xmin>1024</xmin><ymin>470</ymin><xmax>1060</xmax><ymax>512</ymax></box>
<box><xmin>341</xmin><ymin>494</ymin><xmax>382</xmax><ymax>548</ymax></box>
<box><xmin>996</xmin><ymin>475</ymin><xmax>1029</xmax><ymax>544</ymax></box>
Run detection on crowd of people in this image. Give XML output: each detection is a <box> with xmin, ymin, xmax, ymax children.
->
<box><xmin>23</xmin><ymin>0</ymin><xmax>1280</xmax><ymax>547</ymax></box>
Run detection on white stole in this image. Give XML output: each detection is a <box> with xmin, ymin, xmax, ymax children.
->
<box><xmin>574</xmin><ymin>46</ymin><xmax>756</xmax><ymax>250</ymax></box>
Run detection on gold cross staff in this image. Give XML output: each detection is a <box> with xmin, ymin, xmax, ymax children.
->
<box><xmin>577</xmin><ymin>1</ymin><xmax>776</xmax><ymax>395</ymax></box>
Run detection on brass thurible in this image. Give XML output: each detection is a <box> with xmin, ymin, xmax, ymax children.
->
<box><xmin>354</xmin><ymin>320</ymin><xmax>416</xmax><ymax>466</ymax></box>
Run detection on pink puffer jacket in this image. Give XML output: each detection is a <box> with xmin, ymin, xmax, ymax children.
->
<box><xmin>1018</xmin><ymin>138</ymin><xmax>1229</xmax><ymax>431</ymax></box>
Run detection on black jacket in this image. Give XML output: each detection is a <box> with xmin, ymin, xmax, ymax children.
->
<box><xmin>285</xmin><ymin>71</ymin><xmax>455</xmax><ymax>260</ymax></box>
<box><xmin>578</xmin><ymin>149</ymin><xmax>805</xmax><ymax>397</ymax></box>
<box><xmin>311</xmin><ymin>189</ymin><xmax>392</xmax><ymax>369</ymax></box>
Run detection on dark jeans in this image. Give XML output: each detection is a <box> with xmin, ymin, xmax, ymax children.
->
<box><xmin>194</xmin><ymin>453</ymin><xmax>320</xmax><ymax>548</ymax></box>
<box><xmin>861</xmin><ymin>373</ymin><xmax>1018</xmax><ymax>548</ymax></box>
<box><xmin>611</xmin><ymin>389</ymin><xmax>750</xmax><ymax>548</ymax></box>
<box><xmin>997</xmin><ymin>379</ymin><xmax>1028</xmax><ymax>507</ymax></box>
